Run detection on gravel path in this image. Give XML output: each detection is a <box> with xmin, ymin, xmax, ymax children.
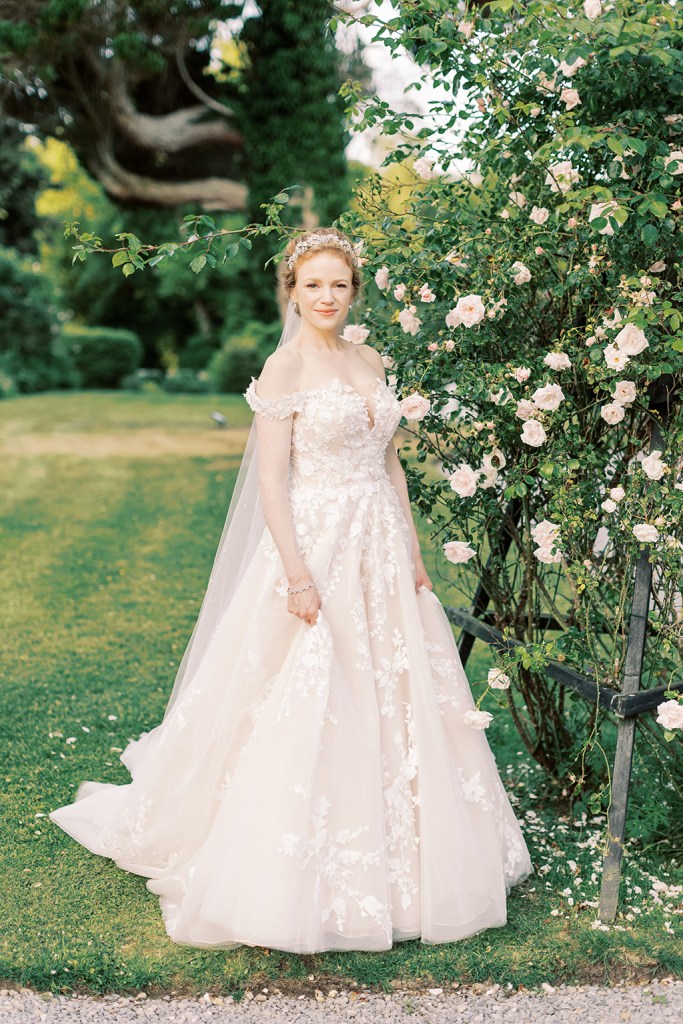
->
<box><xmin>1</xmin><ymin>979</ymin><xmax>682</xmax><ymax>1023</ymax></box>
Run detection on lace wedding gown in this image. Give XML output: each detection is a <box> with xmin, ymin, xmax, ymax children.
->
<box><xmin>50</xmin><ymin>373</ymin><xmax>533</xmax><ymax>952</ymax></box>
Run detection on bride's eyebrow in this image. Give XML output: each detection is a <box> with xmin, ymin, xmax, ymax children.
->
<box><xmin>302</xmin><ymin>276</ymin><xmax>351</xmax><ymax>283</ymax></box>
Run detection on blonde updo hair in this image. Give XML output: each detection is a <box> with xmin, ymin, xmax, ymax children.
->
<box><xmin>277</xmin><ymin>227</ymin><xmax>364</xmax><ymax>306</ymax></box>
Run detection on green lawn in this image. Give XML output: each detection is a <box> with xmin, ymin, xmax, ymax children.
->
<box><xmin>1</xmin><ymin>390</ymin><xmax>681</xmax><ymax>998</ymax></box>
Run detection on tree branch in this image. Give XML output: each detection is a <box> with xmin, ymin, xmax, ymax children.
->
<box><xmin>107</xmin><ymin>61</ymin><xmax>243</xmax><ymax>154</ymax></box>
<box><xmin>92</xmin><ymin>138</ymin><xmax>247</xmax><ymax>211</ymax></box>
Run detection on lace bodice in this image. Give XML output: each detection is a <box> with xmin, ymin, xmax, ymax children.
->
<box><xmin>244</xmin><ymin>375</ymin><xmax>404</xmax><ymax>492</ymax></box>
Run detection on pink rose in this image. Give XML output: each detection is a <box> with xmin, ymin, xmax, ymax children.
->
<box><xmin>463</xmin><ymin>709</ymin><xmax>493</xmax><ymax>730</ymax></box>
<box><xmin>532</xmin><ymin>383</ymin><xmax>565</xmax><ymax>411</ymax></box>
<box><xmin>427</xmin><ymin>342</ymin><xmax>438</xmax><ymax>352</ymax></box>
<box><xmin>454</xmin><ymin>294</ymin><xmax>486</xmax><ymax>327</ymax></box>
<box><xmin>443</xmin><ymin>540</ymin><xmax>476</xmax><ymax>564</ymax></box>
<box><xmin>609</xmin><ymin>486</ymin><xmax>625</xmax><ymax>502</ymax></box>
<box><xmin>612</xmin><ymin>380</ymin><xmax>637</xmax><ymax>405</ymax></box>
<box><xmin>520</xmin><ymin>419</ymin><xmax>547</xmax><ymax>447</ymax></box>
<box><xmin>400</xmin><ymin>392</ymin><xmax>431</xmax><ymax>420</ymax></box>
<box><xmin>514</xmin><ymin>366</ymin><xmax>531</xmax><ymax>383</ymax></box>
<box><xmin>393</xmin><ymin>283</ymin><xmax>406</xmax><ymax>301</ymax></box>
<box><xmin>398</xmin><ymin>306</ymin><xmax>422</xmax><ymax>336</ymax></box>
<box><xmin>418</xmin><ymin>283</ymin><xmax>437</xmax><ymax>303</ymax></box>
<box><xmin>342</xmin><ymin>324</ymin><xmax>370</xmax><ymax>345</ymax></box>
<box><xmin>543</xmin><ymin>351</ymin><xmax>572</xmax><ymax>370</ymax></box>
<box><xmin>560</xmin><ymin>87</ymin><xmax>581</xmax><ymax>110</ymax></box>
<box><xmin>614</xmin><ymin>323</ymin><xmax>649</xmax><ymax>356</ymax></box>
<box><xmin>515</xmin><ymin>399</ymin><xmax>537</xmax><ymax>420</ymax></box>
<box><xmin>633</xmin><ymin>523</ymin><xmax>659</xmax><ymax>543</ymax></box>
<box><xmin>640</xmin><ymin>451</ymin><xmax>667</xmax><ymax>480</ymax></box>
<box><xmin>511</xmin><ymin>261</ymin><xmax>531</xmax><ymax>285</ymax></box>
<box><xmin>603</xmin><ymin>343</ymin><xmax>631</xmax><ymax>371</ymax></box>
<box><xmin>488</xmin><ymin>668</ymin><xmax>511</xmax><ymax>690</ymax></box>
<box><xmin>444</xmin><ymin>339</ymin><xmax>456</xmax><ymax>351</ymax></box>
<box><xmin>656</xmin><ymin>699</ymin><xmax>683</xmax><ymax>731</ymax></box>
<box><xmin>445</xmin><ymin>307</ymin><xmax>463</xmax><ymax>329</ymax></box>
<box><xmin>600</xmin><ymin>402</ymin><xmax>626</xmax><ymax>425</ymax></box>
<box><xmin>374</xmin><ymin>266</ymin><xmax>390</xmax><ymax>290</ymax></box>
<box><xmin>529</xmin><ymin>205</ymin><xmax>550</xmax><ymax>225</ymax></box>
<box><xmin>448</xmin><ymin>463</ymin><xmax>479</xmax><ymax>498</ymax></box>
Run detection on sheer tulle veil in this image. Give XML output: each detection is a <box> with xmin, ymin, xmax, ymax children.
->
<box><xmin>162</xmin><ymin>299</ymin><xmax>302</xmax><ymax>718</ymax></box>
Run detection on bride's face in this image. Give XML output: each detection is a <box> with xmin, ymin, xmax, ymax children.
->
<box><xmin>291</xmin><ymin>251</ymin><xmax>354</xmax><ymax>331</ymax></box>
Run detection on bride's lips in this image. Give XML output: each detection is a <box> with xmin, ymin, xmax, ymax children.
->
<box><xmin>316</xmin><ymin>310</ymin><xmax>338</xmax><ymax>317</ymax></box>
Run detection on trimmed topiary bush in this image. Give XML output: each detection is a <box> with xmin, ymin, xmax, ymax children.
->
<box><xmin>0</xmin><ymin>246</ymin><xmax>70</xmax><ymax>392</ymax></box>
<box><xmin>60</xmin><ymin>324</ymin><xmax>143</xmax><ymax>389</ymax></box>
<box><xmin>208</xmin><ymin>320</ymin><xmax>281</xmax><ymax>393</ymax></box>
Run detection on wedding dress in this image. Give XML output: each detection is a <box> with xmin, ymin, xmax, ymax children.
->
<box><xmin>49</xmin><ymin>370</ymin><xmax>533</xmax><ymax>952</ymax></box>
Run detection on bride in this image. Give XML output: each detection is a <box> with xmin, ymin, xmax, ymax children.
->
<box><xmin>50</xmin><ymin>226</ymin><xmax>533</xmax><ymax>953</ymax></box>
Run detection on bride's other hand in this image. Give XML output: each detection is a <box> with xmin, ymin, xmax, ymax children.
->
<box><xmin>414</xmin><ymin>554</ymin><xmax>434</xmax><ymax>594</ymax></box>
<box><xmin>287</xmin><ymin>582</ymin><xmax>322</xmax><ymax>627</ymax></box>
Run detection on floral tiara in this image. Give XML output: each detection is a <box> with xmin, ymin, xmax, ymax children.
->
<box><xmin>287</xmin><ymin>233</ymin><xmax>361</xmax><ymax>270</ymax></box>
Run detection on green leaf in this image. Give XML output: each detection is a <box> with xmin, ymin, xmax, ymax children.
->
<box><xmin>640</xmin><ymin>223</ymin><xmax>658</xmax><ymax>246</ymax></box>
<box><xmin>190</xmin><ymin>254</ymin><xmax>207</xmax><ymax>274</ymax></box>
<box><xmin>122</xmin><ymin>263</ymin><xmax>135</xmax><ymax>278</ymax></box>
<box><xmin>112</xmin><ymin>250</ymin><xmax>130</xmax><ymax>268</ymax></box>
<box><xmin>648</xmin><ymin>199</ymin><xmax>668</xmax><ymax>220</ymax></box>
<box><xmin>273</xmin><ymin>192</ymin><xmax>290</xmax><ymax>204</ymax></box>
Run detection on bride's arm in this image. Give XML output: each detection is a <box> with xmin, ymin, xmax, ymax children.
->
<box><xmin>251</xmin><ymin>355</ymin><xmax>311</xmax><ymax>587</ymax></box>
<box><xmin>359</xmin><ymin>345</ymin><xmax>432</xmax><ymax>589</ymax></box>
<box><xmin>385</xmin><ymin>444</ymin><xmax>434</xmax><ymax>590</ymax></box>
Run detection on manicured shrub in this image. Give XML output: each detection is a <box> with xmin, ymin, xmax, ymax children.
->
<box><xmin>60</xmin><ymin>324</ymin><xmax>143</xmax><ymax>388</ymax></box>
<box><xmin>0</xmin><ymin>246</ymin><xmax>69</xmax><ymax>392</ymax></box>
<box><xmin>208</xmin><ymin>319</ymin><xmax>281</xmax><ymax>393</ymax></box>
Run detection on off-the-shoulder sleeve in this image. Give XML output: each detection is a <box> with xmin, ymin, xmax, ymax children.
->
<box><xmin>243</xmin><ymin>377</ymin><xmax>302</xmax><ymax>420</ymax></box>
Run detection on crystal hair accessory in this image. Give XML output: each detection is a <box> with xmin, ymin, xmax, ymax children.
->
<box><xmin>287</xmin><ymin>233</ymin><xmax>361</xmax><ymax>270</ymax></box>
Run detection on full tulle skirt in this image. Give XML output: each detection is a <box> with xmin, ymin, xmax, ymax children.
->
<box><xmin>50</xmin><ymin>478</ymin><xmax>533</xmax><ymax>951</ymax></box>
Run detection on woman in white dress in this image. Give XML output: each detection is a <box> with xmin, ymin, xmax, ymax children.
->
<box><xmin>50</xmin><ymin>227</ymin><xmax>533</xmax><ymax>953</ymax></box>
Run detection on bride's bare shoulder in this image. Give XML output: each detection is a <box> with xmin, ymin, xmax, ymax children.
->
<box><xmin>354</xmin><ymin>343</ymin><xmax>386</xmax><ymax>380</ymax></box>
<box><xmin>257</xmin><ymin>348</ymin><xmax>304</xmax><ymax>398</ymax></box>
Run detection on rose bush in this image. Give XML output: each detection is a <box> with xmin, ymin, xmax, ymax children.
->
<box><xmin>337</xmin><ymin>0</ymin><xmax>683</xmax><ymax>784</ymax></box>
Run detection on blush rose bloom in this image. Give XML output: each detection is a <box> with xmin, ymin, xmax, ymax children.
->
<box><xmin>633</xmin><ymin>523</ymin><xmax>659</xmax><ymax>544</ymax></box>
<box><xmin>558</xmin><ymin>56</ymin><xmax>587</xmax><ymax>76</ymax></box>
<box><xmin>342</xmin><ymin>324</ymin><xmax>370</xmax><ymax>345</ymax></box>
<box><xmin>488</xmin><ymin>668</ymin><xmax>511</xmax><ymax>690</ymax></box>
<box><xmin>418</xmin><ymin>283</ymin><xmax>437</xmax><ymax>303</ymax></box>
<box><xmin>613</xmin><ymin>380</ymin><xmax>637</xmax><ymax>405</ymax></box>
<box><xmin>589</xmin><ymin>200</ymin><xmax>620</xmax><ymax>236</ymax></box>
<box><xmin>443</xmin><ymin>540</ymin><xmax>477</xmax><ymax>564</ymax></box>
<box><xmin>601</xmin><ymin>498</ymin><xmax>617</xmax><ymax>513</ymax></box>
<box><xmin>604</xmin><ymin>343</ymin><xmax>631</xmax><ymax>371</ymax></box>
<box><xmin>449</xmin><ymin>463</ymin><xmax>479</xmax><ymax>498</ymax></box>
<box><xmin>614</xmin><ymin>323</ymin><xmax>649</xmax><ymax>356</ymax></box>
<box><xmin>521</xmin><ymin>419</ymin><xmax>547</xmax><ymax>447</ymax></box>
<box><xmin>393</xmin><ymin>282</ymin><xmax>407</xmax><ymax>301</ymax></box>
<box><xmin>641</xmin><ymin>451</ymin><xmax>668</xmax><ymax>480</ymax></box>
<box><xmin>374</xmin><ymin>266</ymin><xmax>390</xmax><ymax>290</ymax></box>
<box><xmin>509</xmin><ymin>190</ymin><xmax>527</xmax><ymax>208</ymax></box>
<box><xmin>656</xmin><ymin>699</ymin><xmax>683</xmax><ymax>731</ymax></box>
<box><xmin>445</xmin><ymin>307</ymin><xmax>463</xmax><ymax>328</ymax></box>
<box><xmin>463</xmin><ymin>709</ymin><xmax>494</xmax><ymax>730</ymax></box>
<box><xmin>515</xmin><ymin>399</ymin><xmax>537</xmax><ymax>420</ymax></box>
<box><xmin>413</xmin><ymin>156</ymin><xmax>436</xmax><ymax>179</ymax></box>
<box><xmin>561</xmin><ymin>87</ymin><xmax>581</xmax><ymax>110</ymax></box>
<box><xmin>529</xmin><ymin>205</ymin><xmax>550</xmax><ymax>225</ymax></box>
<box><xmin>584</xmin><ymin>0</ymin><xmax>602</xmax><ymax>19</ymax></box>
<box><xmin>543</xmin><ymin>351</ymin><xmax>572</xmax><ymax>370</ymax></box>
<box><xmin>398</xmin><ymin>306</ymin><xmax>422</xmax><ymax>336</ymax></box>
<box><xmin>664</xmin><ymin>150</ymin><xmax>683</xmax><ymax>175</ymax></box>
<box><xmin>454</xmin><ymin>294</ymin><xmax>486</xmax><ymax>327</ymax></box>
<box><xmin>511</xmin><ymin>261</ymin><xmax>532</xmax><ymax>285</ymax></box>
<box><xmin>610</xmin><ymin>486</ymin><xmax>626</xmax><ymax>502</ymax></box>
<box><xmin>545</xmin><ymin>160</ymin><xmax>579</xmax><ymax>193</ymax></box>
<box><xmin>514</xmin><ymin>366</ymin><xmax>532</xmax><ymax>382</ymax></box>
<box><xmin>532</xmin><ymin>383</ymin><xmax>565</xmax><ymax>411</ymax></box>
<box><xmin>400</xmin><ymin>393</ymin><xmax>431</xmax><ymax>420</ymax></box>
<box><xmin>600</xmin><ymin>402</ymin><xmax>626</xmax><ymax>425</ymax></box>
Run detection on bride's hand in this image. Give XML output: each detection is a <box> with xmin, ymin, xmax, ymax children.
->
<box><xmin>414</xmin><ymin>554</ymin><xmax>434</xmax><ymax>594</ymax></box>
<box><xmin>287</xmin><ymin>582</ymin><xmax>322</xmax><ymax>627</ymax></box>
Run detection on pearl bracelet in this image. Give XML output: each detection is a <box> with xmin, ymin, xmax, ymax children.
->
<box><xmin>287</xmin><ymin>580</ymin><xmax>315</xmax><ymax>595</ymax></box>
